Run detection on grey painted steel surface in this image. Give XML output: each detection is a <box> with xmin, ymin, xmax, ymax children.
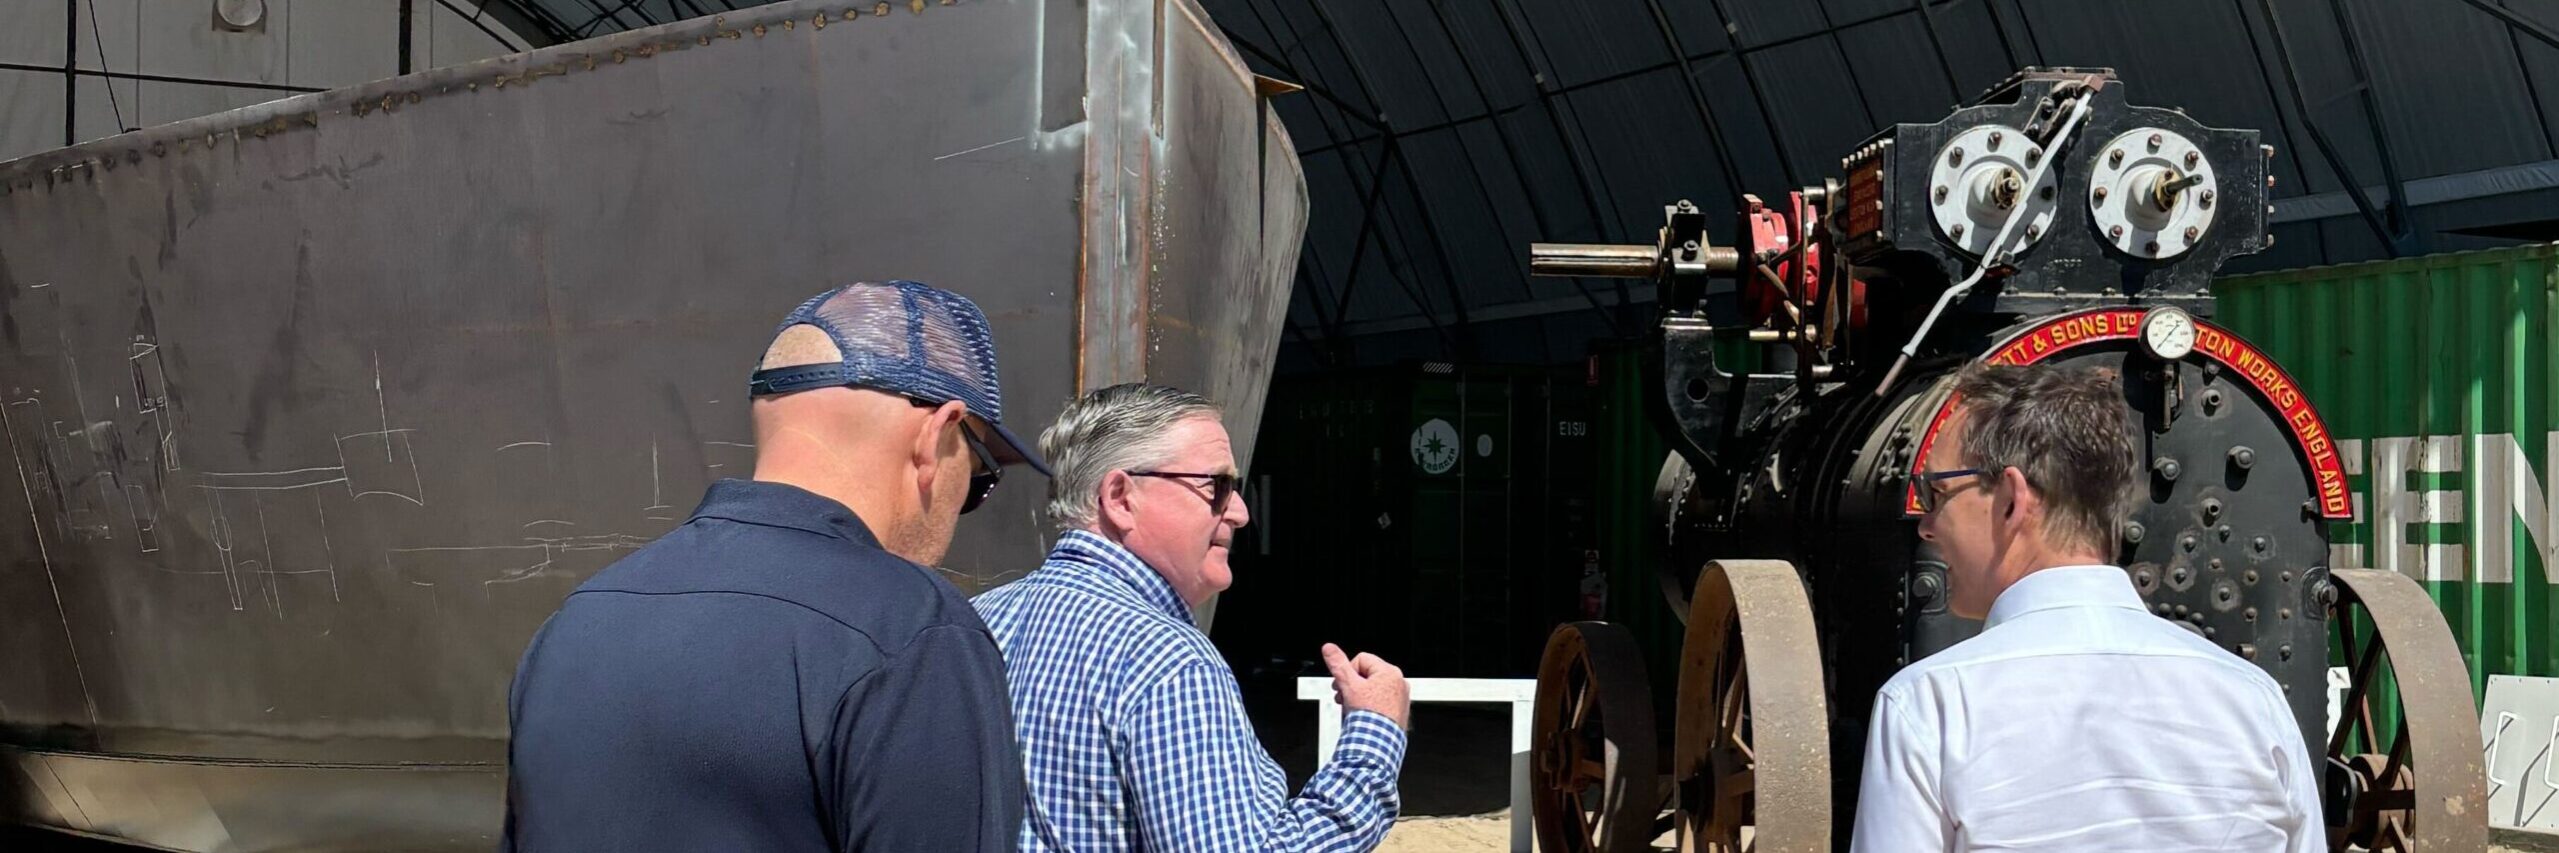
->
<box><xmin>0</xmin><ymin>0</ymin><xmax>1305</xmax><ymax>849</ymax></box>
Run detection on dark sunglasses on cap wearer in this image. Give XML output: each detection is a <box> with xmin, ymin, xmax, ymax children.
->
<box><xmin>1126</xmin><ymin>471</ymin><xmax>1242</xmax><ymax>516</ymax></box>
<box><xmin>906</xmin><ymin>396</ymin><xmax>1002</xmax><ymax>514</ymax></box>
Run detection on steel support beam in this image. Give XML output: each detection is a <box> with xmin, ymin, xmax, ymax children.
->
<box><xmin>0</xmin><ymin>62</ymin><xmax>328</xmax><ymax>95</ymax></box>
<box><xmin>1297</xmin><ymin>0</ymin><xmax>1970</xmax><ymax>160</ymax></box>
<box><xmin>2323</xmin><ymin>0</ymin><xmax>2419</xmax><ymax>254</ymax></box>
<box><xmin>2256</xmin><ymin>0</ymin><xmax>2407</xmax><ymax>256</ymax></box>
<box><xmin>1414</xmin><ymin>0</ymin><xmax>1626</xmax><ymax>338</ymax></box>
<box><xmin>1912</xmin><ymin>0</ymin><xmax>1965</xmax><ymax>106</ymax></box>
<box><xmin>2461</xmin><ymin>0</ymin><xmax>2559</xmax><ymax>50</ymax></box>
<box><xmin>1302</xmin><ymin>0</ymin><xmax>1479</xmax><ymax>358</ymax></box>
<box><xmin>1640</xmin><ymin>0</ymin><xmax>1754</xmax><ymax>201</ymax></box>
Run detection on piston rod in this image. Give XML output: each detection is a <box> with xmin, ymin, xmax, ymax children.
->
<box><xmin>1530</xmin><ymin>242</ymin><xmax>1739</xmax><ymax>279</ymax></box>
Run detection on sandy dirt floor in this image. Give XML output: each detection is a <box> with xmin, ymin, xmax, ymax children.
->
<box><xmin>1376</xmin><ymin>810</ymin><xmax>1517</xmax><ymax>852</ymax></box>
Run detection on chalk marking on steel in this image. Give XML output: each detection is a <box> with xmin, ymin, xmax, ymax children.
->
<box><xmin>372</xmin><ymin>350</ymin><xmax>391</xmax><ymax>461</ymax></box>
<box><xmin>1</xmin><ymin>397</ymin><xmax>99</xmax><ymax>725</ymax></box>
<box><xmin>315</xmin><ymin>490</ymin><xmax>340</xmax><ymax>601</ymax></box>
<box><xmin>934</xmin><ymin>135</ymin><xmax>1025</xmax><ymax>161</ymax></box>
<box><xmin>255</xmin><ymin>497</ymin><xmax>283</xmax><ymax>618</ymax></box>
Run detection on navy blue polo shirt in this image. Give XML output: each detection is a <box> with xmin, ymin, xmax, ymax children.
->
<box><xmin>503</xmin><ymin>479</ymin><xmax>1023</xmax><ymax>852</ymax></box>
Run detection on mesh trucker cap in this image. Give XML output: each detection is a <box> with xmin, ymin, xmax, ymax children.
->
<box><xmin>747</xmin><ymin>280</ymin><xmax>1052</xmax><ymax>477</ymax></box>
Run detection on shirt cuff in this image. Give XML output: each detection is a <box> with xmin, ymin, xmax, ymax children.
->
<box><xmin>1333</xmin><ymin>709</ymin><xmax>1409</xmax><ymax>770</ymax></box>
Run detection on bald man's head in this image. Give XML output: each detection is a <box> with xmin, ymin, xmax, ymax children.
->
<box><xmin>760</xmin><ymin>323</ymin><xmax>845</xmax><ymax>374</ymax></box>
<box><xmin>738</xmin><ymin>280</ymin><xmax>1042</xmax><ymax>566</ymax></box>
<box><xmin>749</xmin><ymin>323</ymin><xmax>980</xmax><ymax>566</ymax></box>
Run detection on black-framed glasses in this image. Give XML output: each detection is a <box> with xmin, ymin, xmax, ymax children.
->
<box><xmin>1915</xmin><ymin>468</ymin><xmax>1985</xmax><ymax>514</ymax></box>
<box><xmin>1128</xmin><ymin>470</ymin><xmax>1241</xmax><ymax>515</ymax></box>
<box><xmin>907</xmin><ymin>396</ymin><xmax>1001</xmax><ymax>514</ymax></box>
<box><xmin>956</xmin><ymin>426</ymin><xmax>1001</xmax><ymax>514</ymax></box>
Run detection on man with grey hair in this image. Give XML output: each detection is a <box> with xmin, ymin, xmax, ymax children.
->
<box><xmin>1850</xmin><ymin>363</ymin><xmax>2322</xmax><ymax>852</ymax></box>
<box><xmin>974</xmin><ymin>382</ymin><xmax>1410</xmax><ymax>851</ymax></box>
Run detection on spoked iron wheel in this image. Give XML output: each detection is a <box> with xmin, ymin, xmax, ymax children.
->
<box><xmin>2322</xmin><ymin>569</ymin><xmax>2488</xmax><ymax>852</ymax></box>
<box><xmin>1672</xmin><ymin>560</ymin><xmax>1829</xmax><ymax>853</ymax></box>
<box><xmin>1533</xmin><ymin>621</ymin><xmax>1668</xmax><ymax>853</ymax></box>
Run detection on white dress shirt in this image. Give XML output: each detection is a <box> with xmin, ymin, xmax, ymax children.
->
<box><xmin>1849</xmin><ymin>565</ymin><xmax>2324</xmax><ymax>852</ymax></box>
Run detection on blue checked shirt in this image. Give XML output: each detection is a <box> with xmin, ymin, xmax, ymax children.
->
<box><xmin>973</xmin><ymin>531</ymin><xmax>1407</xmax><ymax>852</ymax></box>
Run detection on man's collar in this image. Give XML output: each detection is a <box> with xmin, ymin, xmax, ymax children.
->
<box><xmin>1045</xmin><ymin>530</ymin><xmax>1192</xmax><ymax>622</ymax></box>
<box><xmin>1982</xmin><ymin>565</ymin><xmax>2147</xmax><ymax>629</ymax></box>
<box><xmin>687</xmin><ymin>479</ymin><xmax>883</xmax><ymax>548</ymax></box>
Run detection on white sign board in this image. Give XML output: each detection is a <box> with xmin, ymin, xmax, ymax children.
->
<box><xmin>2481</xmin><ymin>674</ymin><xmax>2559</xmax><ymax>832</ymax></box>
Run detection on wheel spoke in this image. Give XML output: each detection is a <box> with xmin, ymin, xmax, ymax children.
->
<box><xmin>1721</xmin><ymin>768</ymin><xmax>1756</xmax><ymax>798</ymax></box>
<box><xmin>2377</xmin><ymin>716</ymin><xmax>2411</xmax><ymax>797</ymax></box>
<box><xmin>2327</xmin><ymin>619</ymin><xmax>2385</xmax><ymax>758</ymax></box>
<box><xmin>1721</xmin><ymin>673</ymin><xmax>1747</xmax><ymax>734</ymax></box>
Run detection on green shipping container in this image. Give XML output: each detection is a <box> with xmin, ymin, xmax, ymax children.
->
<box><xmin>2216</xmin><ymin>243</ymin><xmax>2559</xmax><ymax>701</ymax></box>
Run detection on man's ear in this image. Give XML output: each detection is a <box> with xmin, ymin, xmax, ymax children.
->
<box><xmin>1097</xmin><ymin>469</ymin><xmax>1138</xmax><ymax>533</ymax></box>
<box><xmin>1997</xmin><ymin>465</ymin><xmax>2034</xmax><ymax>524</ymax></box>
<box><xmin>910</xmin><ymin>401</ymin><xmax>968</xmax><ymax>493</ymax></box>
<box><xmin>934</xmin><ymin>401</ymin><xmax>970</xmax><ymax>452</ymax></box>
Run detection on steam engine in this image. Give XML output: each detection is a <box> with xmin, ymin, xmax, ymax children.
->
<box><xmin>1528</xmin><ymin>68</ymin><xmax>2477</xmax><ymax>852</ymax></box>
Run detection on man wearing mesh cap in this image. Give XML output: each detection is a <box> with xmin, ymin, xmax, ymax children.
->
<box><xmin>504</xmin><ymin>280</ymin><xmax>1047</xmax><ymax>852</ymax></box>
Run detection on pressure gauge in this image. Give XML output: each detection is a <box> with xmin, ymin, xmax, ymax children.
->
<box><xmin>2140</xmin><ymin>306</ymin><xmax>2197</xmax><ymax>361</ymax></box>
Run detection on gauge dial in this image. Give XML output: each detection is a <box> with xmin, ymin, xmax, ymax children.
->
<box><xmin>2140</xmin><ymin>306</ymin><xmax>2197</xmax><ymax>360</ymax></box>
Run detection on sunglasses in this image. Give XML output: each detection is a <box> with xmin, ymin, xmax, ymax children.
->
<box><xmin>1128</xmin><ymin>470</ymin><xmax>1241</xmax><ymax>515</ymax></box>
<box><xmin>906</xmin><ymin>396</ymin><xmax>1002</xmax><ymax>514</ymax></box>
<box><xmin>1915</xmin><ymin>468</ymin><xmax>1985</xmax><ymax>514</ymax></box>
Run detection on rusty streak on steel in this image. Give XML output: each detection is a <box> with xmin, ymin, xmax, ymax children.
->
<box><xmin>1074</xmin><ymin>0</ymin><xmax>1157</xmax><ymax>390</ymax></box>
<box><xmin>2326</xmin><ymin>569</ymin><xmax>2489</xmax><ymax>850</ymax></box>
